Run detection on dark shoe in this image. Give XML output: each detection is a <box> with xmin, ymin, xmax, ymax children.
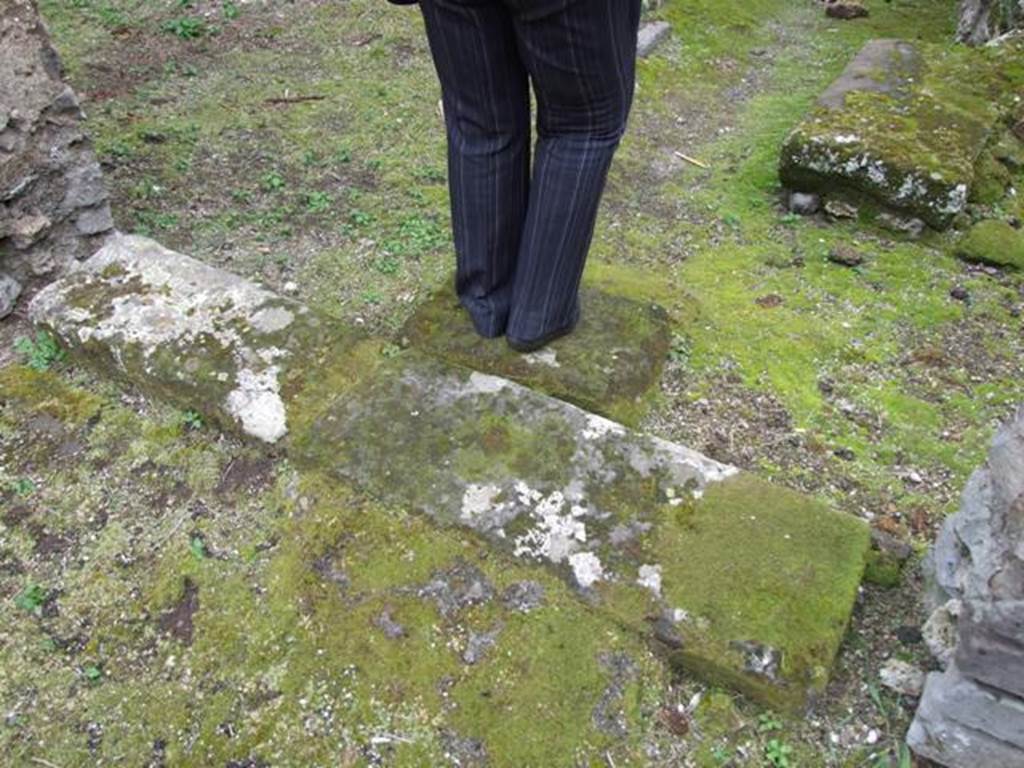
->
<box><xmin>506</xmin><ymin>306</ymin><xmax>580</xmax><ymax>353</ymax></box>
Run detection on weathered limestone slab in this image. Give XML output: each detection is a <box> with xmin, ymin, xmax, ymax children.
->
<box><xmin>28</xmin><ymin>234</ymin><xmax>368</xmax><ymax>444</ymax></box>
<box><xmin>779</xmin><ymin>38</ymin><xmax>1022</xmax><ymax>228</ymax></box>
<box><xmin>298</xmin><ymin>356</ymin><xmax>870</xmax><ymax>712</ymax></box>
<box><xmin>401</xmin><ymin>283</ymin><xmax>672</xmax><ymax>426</ymax></box>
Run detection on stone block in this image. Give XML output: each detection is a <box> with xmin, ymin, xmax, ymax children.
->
<box><xmin>401</xmin><ymin>282</ymin><xmax>672</xmax><ymax>426</ymax></box>
<box><xmin>28</xmin><ymin>234</ymin><xmax>368</xmax><ymax>444</ymax></box>
<box><xmin>779</xmin><ymin>39</ymin><xmax>1022</xmax><ymax>229</ymax></box>
<box><xmin>299</xmin><ymin>356</ymin><xmax>870</xmax><ymax>712</ymax></box>
<box><xmin>30</xmin><ymin>235</ymin><xmax>869</xmax><ymax>712</ymax></box>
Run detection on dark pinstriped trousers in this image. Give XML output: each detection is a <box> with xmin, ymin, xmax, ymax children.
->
<box><xmin>419</xmin><ymin>0</ymin><xmax>642</xmax><ymax>343</ymax></box>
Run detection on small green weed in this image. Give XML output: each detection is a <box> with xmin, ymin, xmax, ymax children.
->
<box><xmin>764</xmin><ymin>738</ymin><xmax>793</xmax><ymax>768</ymax></box>
<box><xmin>373</xmin><ymin>256</ymin><xmax>401</xmax><ymax>276</ymax></box>
<box><xmin>15</xmin><ymin>332</ymin><xmax>67</xmax><ymax>372</ymax></box>
<box><xmin>757</xmin><ymin>712</ymin><xmax>783</xmax><ymax>733</ymax></box>
<box><xmin>161</xmin><ymin>16</ymin><xmax>207</xmax><ymax>39</ymax></box>
<box><xmin>669</xmin><ymin>333</ymin><xmax>691</xmax><ymax>363</ymax></box>
<box><xmin>261</xmin><ymin>171</ymin><xmax>286</xmax><ymax>192</ymax></box>
<box><xmin>190</xmin><ymin>536</ymin><xmax>207</xmax><ymax>560</ymax></box>
<box><xmin>14</xmin><ymin>584</ymin><xmax>47</xmax><ymax>616</ymax></box>
<box><xmin>182</xmin><ymin>409</ymin><xmax>204</xmax><ymax>431</ymax></box>
<box><xmin>12</xmin><ymin>477</ymin><xmax>36</xmax><ymax>497</ymax></box>
<box><xmin>350</xmin><ymin>209</ymin><xmax>375</xmax><ymax>227</ymax></box>
<box><xmin>305</xmin><ymin>191</ymin><xmax>333</xmax><ymax>214</ymax></box>
<box><xmin>133</xmin><ymin>210</ymin><xmax>179</xmax><ymax>236</ymax></box>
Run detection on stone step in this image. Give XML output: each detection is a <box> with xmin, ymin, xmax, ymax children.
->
<box><xmin>29</xmin><ymin>234</ymin><xmax>869</xmax><ymax>712</ymax></box>
<box><xmin>779</xmin><ymin>38</ymin><xmax>1023</xmax><ymax>229</ymax></box>
<box><xmin>401</xmin><ymin>282</ymin><xmax>672</xmax><ymax>426</ymax></box>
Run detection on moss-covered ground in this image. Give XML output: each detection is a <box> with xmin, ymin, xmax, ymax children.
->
<box><xmin>4</xmin><ymin>0</ymin><xmax>1023</xmax><ymax>764</ymax></box>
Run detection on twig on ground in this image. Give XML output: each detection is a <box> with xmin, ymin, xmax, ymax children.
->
<box><xmin>674</xmin><ymin>150</ymin><xmax>710</xmax><ymax>169</ymax></box>
<box><xmin>265</xmin><ymin>94</ymin><xmax>326</xmax><ymax>105</ymax></box>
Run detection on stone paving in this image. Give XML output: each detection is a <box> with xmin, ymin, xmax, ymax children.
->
<box><xmin>30</xmin><ymin>234</ymin><xmax>870</xmax><ymax>713</ymax></box>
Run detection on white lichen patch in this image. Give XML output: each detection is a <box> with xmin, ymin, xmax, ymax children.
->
<box><xmin>637</xmin><ymin>564</ymin><xmax>663</xmax><ymax>597</ymax></box>
<box><xmin>249</xmin><ymin>305</ymin><xmax>295</xmax><ymax>333</ymax></box>
<box><xmin>569</xmin><ymin>552</ymin><xmax>605</xmax><ymax>588</ymax></box>
<box><xmin>460</xmin><ymin>483</ymin><xmax>503</xmax><ymax>526</ymax></box>
<box><xmin>466</xmin><ymin>371</ymin><xmax>511</xmax><ymax>395</ymax></box>
<box><xmin>523</xmin><ymin>348</ymin><xmax>560</xmax><ymax>368</ymax></box>
<box><xmin>512</xmin><ymin>488</ymin><xmax>589</xmax><ymax>563</ymax></box>
<box><xmin>226</xmin><ymin>366</ymin><xmax>287</xmax><ymax>443</ymax></box>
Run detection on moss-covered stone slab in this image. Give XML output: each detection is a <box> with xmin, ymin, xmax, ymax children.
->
<box><xmin>28</xmin><ymin>234</ymin><xmax>374</xmax><ymax>444</ymax></box>
<box><xmin>299</xmin><ymin>355</ymin><xmax>870</xmax><ymax>711</ymax></box>
<box><xmin>955</xmin><ymin>219</ymin><xmax>1024</xmax><ymax>270</ymax></box>
<box><xmin>779</xmin><ymin>38</ymin><xmax>1023</xmax><ymax>229</ymax></box>
<box><xmin>401</xmin><ymin>282</ymin><xmax>672</xmax><ymax>426</ymax></box>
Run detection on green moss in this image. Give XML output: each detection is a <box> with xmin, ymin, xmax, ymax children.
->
<box><xmin>863</xmin><ymin>549</ymin><xmax>903</xmax><ymax>588</ymax></box>
<box><xmin>956</xmin><ymin>219</ymin><xmax>1024</xmax><ymax>270</ymax></box>
<box><xmin>970</xmin><ymin>150</ymin><xmax>1012</xmax><ymax>204</ymax></box>
<box><xmin>0</xmin><ymin>365</ymin><xmax>103</xmax><ymax>426</ymax></box>
<box><xmin>401</xmin><ymin>282</ymin><xmax>672</xmax><ymax>427</ymax></box>
<box><xmin>653</xmin><ymin>474</ymin><xmax>869</xmax><ymax>713</ymax></box>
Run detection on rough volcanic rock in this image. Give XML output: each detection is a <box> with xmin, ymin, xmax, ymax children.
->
<box><xmin>0</xmin><ymin>0</ymin><xmax>114</xmax><ymax>297</ymax></box>
<box><xmin>909</xmin><ymin>407</ymin><xmax>1024</xmax><ymax>767</ymax></box>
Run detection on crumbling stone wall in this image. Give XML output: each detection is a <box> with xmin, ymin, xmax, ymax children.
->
<box><xmin>0</xmin><ymin>0</ymin><xmax>113</xmax><ymax>317</ymax></box>
<box><xmin>908</xmin><ymin>407</ymin><xmax>1024</xmax><ymax>768</ymax></box>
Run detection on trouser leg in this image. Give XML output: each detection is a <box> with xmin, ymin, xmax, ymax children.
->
<box><xmin>505</xmin><ymin>0</ymin><xmax>641</xmax><ymax>344</ymax></box>
<box><xmin>419</xmin><ymin>0</ymin><xmax>531</xmax><ymax>337</ymax></box>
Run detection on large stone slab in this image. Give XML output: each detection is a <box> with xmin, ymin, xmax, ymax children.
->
<box><xmin>779</xmin><ymin>38</ymin><xmax>1022</xmax><ymax>229</ymax></box>
<box><xmin>28</xmin><ymin>234</ymin><xmax>372</xmax><ymax>444</ymax></box>
<box><xmin>298</xmin><ymin>355</ymin><xmax>870</xmax><ymax>712</ymax></box>
<box><xmin>401</xmin><ymin>282</ymin><xmax>672</xmax><ymax>426</ymax></box>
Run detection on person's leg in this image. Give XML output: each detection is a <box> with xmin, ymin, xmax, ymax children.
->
<box><xmin>419</xmin><ymin>0</ymin><xmax>531</xmax><ymax>337</ymax></box>
<box><xmin>505</xmin><ymin>0</ymin><xmax>641</xmax><ymax>347</ymax></box>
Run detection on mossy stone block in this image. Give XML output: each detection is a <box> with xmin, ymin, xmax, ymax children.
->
<box><xmin>956</xmin><ymin>219</ymin><xmax>1024</xmax><ymax>270</ymax></box>
<box><xmin>402</xmin><ymin>282</ymin><xmax>672</xmax><ymax>427</ymax></box>
<box><xmin>299</xmin><ymin>355</ymin><xmax>868</xmax><ymax>711</ymax></box>
<box><xmin>780</xmin><ymin>39</ymin><xmax>1022</xmax><ymax>229</ymax></box>
<box><xmin>652</xmin><ymin>475</ymin><xmax>869</xmax><ymax>713</ymax></box>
